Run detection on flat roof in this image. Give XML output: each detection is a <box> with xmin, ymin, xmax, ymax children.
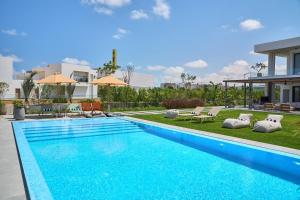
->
<box><xmin>254</xmin><ymin>37</ymin><xmax>300</xmax><ymax>54</ymax></box>
<box><xmin>224</xmin><ymin>75</ymin><xmax>300</xmax><ymax>83</ymax></box>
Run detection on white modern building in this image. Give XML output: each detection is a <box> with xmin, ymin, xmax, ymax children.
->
<box><xmin>0</xmin><ymin>56</ymin><xmax>98</xmax><ymax>99</ymax></box>
<box><xmin>224</xmin><ymin>36</ymin><xmax>300</xmax><ymax>108</ymax></box>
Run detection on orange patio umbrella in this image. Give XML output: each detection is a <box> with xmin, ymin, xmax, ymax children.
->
<box><xmin>37</xmin><ymin>73</ymin><xmax>77</xmax><ymax>84</ymax></box>
<box><xmin>37</xmin><ymin>73</ymin><xmax>77</xmax><ymax>98</ymax></box>
<box><xmin>91</xmin><ymin>75</ymin><xmax>127</xmax><ymax>86</ymax></box>
<box><xmin>92</xmin><ymin>75</ymin><xmax>127</xmax><ymax>111</ymax></box>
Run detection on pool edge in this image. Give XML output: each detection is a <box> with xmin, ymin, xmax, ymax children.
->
<box><xmin>125</xmin><ymin>116</ymin><xmax>300</xmax><ymax>157</ymax></box>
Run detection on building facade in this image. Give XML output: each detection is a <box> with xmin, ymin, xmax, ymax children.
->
<box><xmin>0</xmin><ymin>56</ymin><xmax>98</xmax><ymax>99</ymax></box>
<box><xmin>224</xmin><ymin>36</ymin><xmax>300</xmax><ymax>108</ymax></box>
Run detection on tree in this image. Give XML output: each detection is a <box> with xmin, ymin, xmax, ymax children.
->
<box><xmin>22</xmin><ymin>72</ymin><xmax>37</xmax><ymax>103</ymax></box>
<box><xmin>97</xmin><ymin>61</ymin><xmax>121</xmax><ymax>77</ymax></box>
<box><xmin>180</xmin><ymin>72</ymin><xmax>196</xmax><ymax>89</ymax></box>
<box><xmin>66</xmin><ymin>84</ymin><xmax>76</xmax><ymax>103</ymax></box>
<box><xmin>0</xmin><ymin>82</ymin><xmax>9</xmax><ymax>99</ymax></box>
<box><xmin>251</xmin><ymin>62</ymin><xmax>267</xmax><ymax>73</ymax></box>
<box><xmin>122</xmin><ymin>64</ymin><xmax>135</xmax><ymax>85</ymax></box>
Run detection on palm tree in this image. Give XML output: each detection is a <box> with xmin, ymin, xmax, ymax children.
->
<box><xmin>22</xmin><ymin>72</ymin><xmax>37</xmax><ymax>103</ymax></box>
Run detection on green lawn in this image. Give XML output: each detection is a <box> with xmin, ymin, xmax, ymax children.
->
<box><xmin>111</xmin><ymin>106</ymin><xmax>165</xmax><ymax>112</ymax></box>
<box><xmin>132</xmin><ymin>110</ymin><xmax>300</xmax><ymax>150</ymax></box>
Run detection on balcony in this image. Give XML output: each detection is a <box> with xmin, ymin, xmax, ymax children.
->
<box><xmin>73</xmin><ymin>71</ymin><xmax>89</xmax><ymax>83</ymax></box>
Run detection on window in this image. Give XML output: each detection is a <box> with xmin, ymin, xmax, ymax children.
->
<box><xmin>293</xmin><ymin>86</ymin><xmax>300</xmax><ymax>102</ymax></box>
<box><xmin>294</xmin><ymin>53</ymin><xmax>300</xmax><ymax>75</ymax></box>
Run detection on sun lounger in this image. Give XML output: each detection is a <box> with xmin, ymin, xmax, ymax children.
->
<box><xmin>193</xmin><ymin>107</ymin><xmax>221</xmax><ymax>122</ymax></box>
<box><xmin>165</xmin><ymin>109</ymin><xmax>179</xmax><ymax>119</ymax></box>
<box><xmin>264</xmin><ymin>103</ymin><xmax>275</xmax><ymax>111</ymax></box>
<box><xmin>178</xmin><ymin>106</ymin><xmax>204</xmax><ymax>117</ymax></box>
<box><xmin>279</xmin><ymin>103</ymin><xmax>294</xmax><ymax>112</ymax></box>
<box><xmin>253</xmin><ymin>114</ymin><xmax>283</xmax><ymax>133</ymax></box>
<box><xmin>222</xmin><ymin>113</ymin><xmax>253</xmax><ymax>129</ymax></box>
<box><xmin>67</xmin><ymin>103</ymin><xmax>83</xmax><ymax>116</ymax></box>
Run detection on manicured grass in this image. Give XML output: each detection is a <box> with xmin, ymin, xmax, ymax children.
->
<box><xmin>111</xmin><ymin>106</ymin><xmax>165</xmax><ymax>112</ymax></box>
<box><xmin>132</xmin><ymin>110</ymin><xmax>300</xmax><ymax>150</ymax></box>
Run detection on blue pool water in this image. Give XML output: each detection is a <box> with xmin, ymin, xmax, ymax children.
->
<box><xmin>13</xmin><ymin>118</ymin><xmax>300</xmax><ymax>200</ymax></box>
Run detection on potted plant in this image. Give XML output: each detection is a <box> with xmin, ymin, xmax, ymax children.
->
<box><xmin>251</xmin><ymin>62</ymin><xmax>267</xmax><ymax>77</ymax></box>
<box><xmin>13</xmin><ymin>100</ymin><xmax>25</xmax><ymax>120</ymax></box>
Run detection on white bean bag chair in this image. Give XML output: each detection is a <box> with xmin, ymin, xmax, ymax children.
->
<box><xmin>222</xmin><ymin>114</ymin><xmax>253</xmax><ymax>129</ymax></box>
<box><xmin>253</xmin><ymin>114</ymin><xmax>283</xmax><ymax>133</ymax></box>
<box><xmin>165</xmin><ymin>109</ymin><xmax>179</xmax><ymax>119</ymax></box>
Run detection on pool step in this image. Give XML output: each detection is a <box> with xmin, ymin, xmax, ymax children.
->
<box><xmin>25</xmin><ymin>126</ymin><xmax>140</xmax><ymax>138</ymax></box>
<box><xmin>23</xmin><ymin>122</ymin><xmax>135</xmax><ymax>133</ymax></box>
<box><xmin>24</xmin><ymin>124</ymin><xmax>138</xmax><ymax>135</ymax></box>
<box><xmin>27</xmin><ymin>129</ymin><xmax>145</xmax><ymax>142</ymax></box>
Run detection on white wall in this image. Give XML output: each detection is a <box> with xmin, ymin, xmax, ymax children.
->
<box><xmin>0</xmin><ymin>56</ymin><xmax>23</xmax><ymax>99</ymax></box>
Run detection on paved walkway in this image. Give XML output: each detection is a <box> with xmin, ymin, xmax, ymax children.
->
<box><xmin>0</xmin><ymin>116</ymin><xmax>26</xmax><ymax>200</ymax></box>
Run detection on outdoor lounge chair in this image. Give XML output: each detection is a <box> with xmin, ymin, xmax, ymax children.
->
<box><xmin>178</xmin><ymin>106</ymin><xmax>204</xmax><ymax>117</ymax></box>
<box><xmin>253</xmin><ymin>114</ymin><xmax>283</xmax><ymax>133</ymax></box>
<box><xmin>222</xmin><ymin>113</ymin><xmax>253</xmax><ymax>129</ymax></box>
<box><xmin>41</xmin><ymin>104</ymin><xmax>53</xmax><ymax>114</ymax></box>
<box><xmin>193</xmin><ymin>107</ymin><xmax>221</xmax><ymax>122</ymax></box>
<box><xmin>81</xmin><ymin>102</ymin><xmax>93</xmax><ymax>112</ymax></box>
<box><xmin>264</xmin><ymin>103</ymin><xmax>275</xmax><ymax>111</ymax></box>
<box><xmin>279</xmin><ymin>103</ymin><xmax>294</xmax><ymax>112</ymax></box>
<box><xmin>165</xmin><ymin>109</ymin><xmax>179</xmax><ymax>119</ymax></box>
<box><xmin>67</xmin><ymin>103</ymin><xmax>83</xmax><ymax>116</ymax></box>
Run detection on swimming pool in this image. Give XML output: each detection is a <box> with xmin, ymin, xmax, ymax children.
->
<box><xmin>13</xmin><ymin>117</ymin><xmax>300</xmax><ymax>200</ymax></box>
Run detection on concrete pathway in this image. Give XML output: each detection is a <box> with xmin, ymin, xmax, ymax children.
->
<box><xmin>0</xmin><ymin>116</ymin><xmax>26</xmax><ymax>200</ymax></box>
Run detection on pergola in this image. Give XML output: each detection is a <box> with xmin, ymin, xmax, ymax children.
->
<box><xmin>223</xmin><ymin>75</ymin><xmax>300</xmax><ymax>108</ymax></box>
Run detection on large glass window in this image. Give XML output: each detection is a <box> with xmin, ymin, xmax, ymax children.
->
<box><xmin>293</xmin><ymin>86</ymin><xmax>300</xmax><ymax>102</ymax></box>
<box><xmin>294</xmin><ymin>53</ymin><xmax>300</xmax><ymax>75</ymax></box>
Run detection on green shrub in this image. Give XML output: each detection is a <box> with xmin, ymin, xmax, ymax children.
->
<box><xmin>80</xmin><ymin>99</ymin><xmax>95</xmax><ymax>103</ymax></box>
<box><xmin>13</xmin><ymin>100</ymin><xmax>24</xmax><ymax>108</ymax></box>
<box><xmin>53</xmin><ymin>98</ymin><xmax>67</xmax><ymax>103</ymax></box>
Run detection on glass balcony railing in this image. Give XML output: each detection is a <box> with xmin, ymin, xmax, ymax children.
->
<box><xmin>74</xmin><ymin>76</ymin><xmax>88</xmax><ymax>82</ymax></box>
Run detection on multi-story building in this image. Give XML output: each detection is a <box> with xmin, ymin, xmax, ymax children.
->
<box><xmin>224</xmin><ymin>36</ymin><xmax>300</xmax><ymax>108</ymax></box>
<box><xmin>0</xmin><ymin>56</ymin><xmax>98</xmax><ymax>99</ymax></box>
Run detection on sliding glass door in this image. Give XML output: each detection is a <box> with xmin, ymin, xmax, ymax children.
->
<box><xmin>293</xmin><ymin>86</ymin><xmax>300</xmax><ymax>102</ymax></box>
<box><xmin>294</xmin><ymin>53</ymin><xmax>300</xmax><ymax>75</ymax></box>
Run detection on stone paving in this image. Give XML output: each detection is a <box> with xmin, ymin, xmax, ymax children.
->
<box><xmin>0</xmin><ymin>116</ymin><xmax>26</xmax><ymax>200</ymax></box>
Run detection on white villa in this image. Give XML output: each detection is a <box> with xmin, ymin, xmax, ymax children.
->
<box><xmin>0</xmin><ymin>56</ymin><xmax>98</xmax><ymax>99</ymax></box>
<box><xmin>224</xmin><ymin>36</ymin><xmax>300</xmax><ymax>109</ymax></box>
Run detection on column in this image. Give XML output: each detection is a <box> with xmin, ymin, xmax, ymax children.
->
<box><xmin>244</xmin><ymin>83</ymin><xmax>247</xmax><ymax>108</ymax></box>
<box><xmin>224</xmin><ymin>81</ymin><xmax>228</xmax><ymax>108</ymax></box>
<box><xmin>268</xmin><ymin>52</ymin><xmax>276</xmax><ymax>76</ymax></box>
<box><xmin>249</xmin><ymin>82</ymin><xmax>253</xmax><ymax>109</ymax></box>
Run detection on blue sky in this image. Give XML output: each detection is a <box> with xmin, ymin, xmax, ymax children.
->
<box><xmin>1</xmin><ymin>0</ymin><xmax>300</xmax><ymax>84</ymax></box>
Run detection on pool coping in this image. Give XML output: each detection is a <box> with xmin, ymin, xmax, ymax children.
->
<box><xmin>126</xmin><ymin>116</ymin><xmax>300</xmax><ymax>156</ymax></box>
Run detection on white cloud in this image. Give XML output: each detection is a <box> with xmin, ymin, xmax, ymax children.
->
<box><xmin>112</xmin><ymin>28</ymin><xmax>129</xmax><ymax>39</ymax></box>
<box><xmin>130</xmin><ymin>10</ymin><xmax>149</xmax><ymax>20</ymax></box>
<box><xmin>115</xmin><ymin>70</ymin><xmax>155</xmax><ymax>87</ymax></box>
<box><xmin>183</xmin><ymin>59</ymin><xmax>208</xmax><ymax>69</ymax></box>
<box><xmin>163</xmin><ymin>66</ymin><xmax>184</xmax><ymax>82</ymax></box>
<box><xmin>94</xmin><ymin>7</ymin><xmax>113</xmax><ymax>15</ymax></box>
<box><xmin>0</xmin><ymin>54</ymin><xmax>23</xmax><ymax>62</ymax></box>
<box><xmin>147</xmin><ymin>65</ymin><xmax>166</xmax><ymax>71</ymax></box>
<box><xmin>62</xmin><ymin>57</ymin><xmax>90</xmax><ymax>65</ymax></box>
<box><xmin>240</xmin><ymin>19</ymin><xmax>263</xmax><ymax>31</ymax></box>
<box><xmin>153</xmin><ymin>0</ymin><xmax>170</xmax><ymax>19</ymax></box>
<box><xmin>1</xmin><ymin>29</ymin><xmax>27</xmax><ymax>36</ymax></box>
<box><xmin>198</xmin><ymin>60</ymin><xmax>250</xmax><ymax>84</ymax></box>
<box><xmin>249</xmin><ymin>50</ymin><xmax>259</xmax><ymax>56</ymax></box>
<box><xmin>81</xmin><ymin>0</ymin><xmax>131</xmax><ymax>7</ymax></box>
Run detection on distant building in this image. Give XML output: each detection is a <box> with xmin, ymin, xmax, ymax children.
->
<box><xmin>0</xmin><ymin>56</ymin><xmax>98</xmax><ymax>99</ymax></box>
<box><xmin>160</xmin><ymin>83</ymin><xmax>177</xmax><ymax>89</ymax></box>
